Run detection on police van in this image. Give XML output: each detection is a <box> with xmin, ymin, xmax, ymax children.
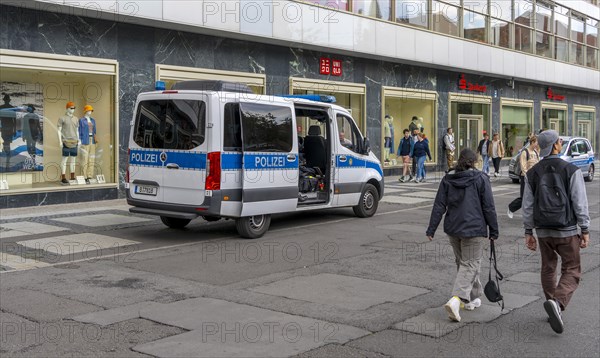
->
<box><xmin>126</xmin><ymin>81</ymin><xmax>384</xmax><ymax>238</ymax></box>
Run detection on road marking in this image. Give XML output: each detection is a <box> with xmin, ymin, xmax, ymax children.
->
<box><xmin>0</xmin><ymin>253</ymin><xmax>51</xmax><ymax>271</ymax></box>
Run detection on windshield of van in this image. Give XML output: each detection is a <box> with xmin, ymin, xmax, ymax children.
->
<box><xmin>133</xmin><ymin>99</ymin><xmax>206</xmax><ymax>150</ymax></box>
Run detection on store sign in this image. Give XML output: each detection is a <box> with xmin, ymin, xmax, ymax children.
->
<box><xmin>458</xmin><ymin>74</ymin><xmax>487</xmax><ymax>93</ymax></box>
<box><xmin>546</xmin><ymin>87</ymin><xmax>565</xmax><ymax>101</ymax></box>
<box><xmin>319</xmin><ymin>57</ymin><xmax>342</xmax><ymax>76</ymax></box>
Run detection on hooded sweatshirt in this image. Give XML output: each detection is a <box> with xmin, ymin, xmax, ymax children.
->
<box><xmin>426</xmin><ymin>169</ymin><xmax>499</xmax><ymax>238</ymax></box>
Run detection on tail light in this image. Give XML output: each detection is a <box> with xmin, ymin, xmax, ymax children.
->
<box><xmin>205</xmin><ymin>152</ymin><xmax>221</xmax><ymax>190</ymax></box>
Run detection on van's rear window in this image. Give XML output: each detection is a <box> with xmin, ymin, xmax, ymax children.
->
<box><xmin>133</xmin><ymin>99</ymin><xmax>206</xmax><ymax>150</ymax></box>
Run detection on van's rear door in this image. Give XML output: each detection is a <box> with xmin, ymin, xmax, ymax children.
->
<box><xmin>129</xmin><ymin>95</ymin><xmax>208</xmax><ymax>206</ymax></box>
<box><xmin>239</xmin><ymin>101</ymin><xmax>298</xmax><ymax>216</ymax></box>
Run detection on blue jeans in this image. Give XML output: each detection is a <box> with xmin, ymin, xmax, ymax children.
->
<box><xmin>417</xmin><ymin>155</ymin><xmax>427</xmax><ymax>180</ymax></box>
<box><xmin>481</xmin><ymin>155</ymin><xmax>489</xmax><ymax>174</ymax></box>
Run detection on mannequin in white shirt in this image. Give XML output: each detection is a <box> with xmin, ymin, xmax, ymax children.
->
<box><xmin>57</xmin><ymin>102</ymin><xmax>80</xmax><ymax>184</ymax></box>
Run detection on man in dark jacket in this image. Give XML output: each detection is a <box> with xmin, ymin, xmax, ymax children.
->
<box><xmin>522</xmin><ymin>129</ymin><xmax>590</xmax><ymax>334</ymax></box>
<box><xmin>426</xmin><ymin>148</ymin><xmax>498</xmax><ymax>322</ymax></box>
<box><xmin>476</xmin><ymin>132</ymin><xmax>490</xmax><ymax>174</ymax></box>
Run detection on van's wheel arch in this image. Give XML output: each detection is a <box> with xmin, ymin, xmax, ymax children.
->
<box><xmin>353</xmin><ymin>183</ymin><xmax>379</xmax><ymax>218</ymax></box>
<box><xmin>160</xmin><ymin>216</ymin><xmax>191</xmax><ymax>229</ymax></box>
<box><xmin>235</xmin><ymin>214</ymin><xmax>271</xmax><ymax>239</ymax></box>
<box><xmin>585</xmin><ymin>164</ymin><xmax>594</xmax><ymax>182</ymax></box>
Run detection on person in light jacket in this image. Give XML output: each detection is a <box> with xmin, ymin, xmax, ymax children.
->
<box><xmin>488</xmin><ymin>133</ymin><xmax>505</xmax><ymax>177</ymax></box>
<box><xmin>426</xmin><ymin>148</ymin><xmax>499</xmax><ymax>322</ymax></box>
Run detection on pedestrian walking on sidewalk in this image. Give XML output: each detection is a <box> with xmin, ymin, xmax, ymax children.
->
<box><xmin>507</xmin><ymin>135</ymin><xmax>539</xmax><ymax>218</ymax></box>
<box><xmin>426</xmin><ymin>148</ymin><xmax>499</xmax><ymax>322</ymax></box>
<box><xmin>413</xmin><ymin>133</ymin><xmax>432</xmax><ymax>183</ymax></box>
<box><xmin>522</xmin><ymin>130</ymin><xmax>590</xmax><ymax>334</ymax></box>
<box><xmin>477</xmin><ymin>132</ymin><xmax>490</xmax><ymax>174</ymax></box>
<box><xmin>397</xmin><ymin>129</ymin><xmax>414</xmax><ymax>183</ymax></box>
<box><xmin>489</xmin><ymin>133</ymin><xmax>504</xmax><ymax>177</ymax></box>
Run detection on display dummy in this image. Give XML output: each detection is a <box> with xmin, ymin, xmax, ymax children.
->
<box><xmin>78</xmin><ymin>105</ymin><xmax>98</xmax><ymax>184</ymax></box>
<box><xmin>57</xmin><ymin>102</ymin><xmax>79</xmax><ymax>185</ymax></box>
<box><xmin>383</xmin><ymin>115</ymin><xmax>394</xmax><ymax>163</ymax></box>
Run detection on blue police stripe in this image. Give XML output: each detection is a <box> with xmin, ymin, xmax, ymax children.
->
<box><xmin>222</xmin><ymin>152</ymin><xmax>243</xmax><ymax>171</ymax></box>
<box><xmin>336</xmin><ymin>155</ymin><xmax>383</xmax><ymax>177</ymax></box>
<box><xmin>129</xmin><ymin>149</ymin><xmax>206</xmax><ymax>170</ymax></box>
<box><xmin>243</xmin><ymin>153</ymin><xmax>298</xmax><ymax>170</ymax></box>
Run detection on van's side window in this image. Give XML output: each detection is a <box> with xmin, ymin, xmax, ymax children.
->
<box><xmin>134</xmin><ymin>99</ymin><xmax>205</xmax><ymax>150</ymax></box>
<box><xmin>240</xmin><ymin>103</ymin><xmax>293</xmax><ymax>152</ymax></box>
<box><xmin>336</xmin><ymin>114</ymin><xmax>363</xmax><ymax>154</ymax></box>
<box><xmin>223</xmin><ymin>103</ymin><xmax>242</xmax><ymax>151</ymax></box>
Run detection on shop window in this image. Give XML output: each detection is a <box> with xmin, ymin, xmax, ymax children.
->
<box><xmin>352</xmin><ymin>0</ymin><xmax>392</xmax><ymax>21</ymax></box>
<box><xmin>541</xmin><ymin>107</ymin><xmax>566</xmax><ymax>135</ymax></box>
<box><xmin>463</xmin><ymin>10</ymin><xmax>488</xmax><ymax>43</ymax></box>
<box><xmin>432</xmin><ymin>1</ymin><xmax>460</xmax><ymax>37</ymax></box>
<box><xmin>382</xmin><ymin>90</ymin><xmax>436</xmax><ymax>167</ymax></box>
<box><xmin>395</xmin><ymin>0</ymin><xmax>428</xmax><ymax>29</ymax></box>
<box><xmin>0</xmin><ymin>61</ymin><xmax>117</xmax><ymax>192</ymax></box>
<box><xmin>156</xmin><ymin>65</ymin><xmax>266</xmax><ymax>95</ymax></box>
<box><xmin>501</xmin><ymin>105</ymin><xmax>532</xmax><ymax>157</ymax></box>
<box><xmin>450</xmin><ymin>101</ymin><xmax>491</xmax><ymax>155</ymax></box>
<box><xmin>575</xmin><ymin>109</ymin><xmax>595</xmax><ymax>150</ymax></box>
<box><xmin>491</xmin><ymin>18</ymin><xmax>511</xmax><ymax>48</ymax></box>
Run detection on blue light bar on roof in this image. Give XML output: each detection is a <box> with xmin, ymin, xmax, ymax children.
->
<box><xmin>281</xmin><ymin>94</ymin><xmax>336</xmax><ymax>103</ymax></box>
<box><xmin>155</xmin><ymin>81</ymin><xmax>166</xmax><ymax>91</ymax></box>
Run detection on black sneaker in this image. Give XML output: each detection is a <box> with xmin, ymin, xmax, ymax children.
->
<box><xmin>60</xmin><ymin>178</ymin><xmax>69</xmax><ymax>185</ymax></box>
<box><xmin>544</xmin><ymin>299</ymin><xmax>564</xmax><ymax>334</ymax></box>
<box><xmin>85</xmin><ymin>178</ymin><xmax>91</xmax><ymax>184</ymax></box>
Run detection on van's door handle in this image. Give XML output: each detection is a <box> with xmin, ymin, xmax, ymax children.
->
<box><xmin>339</xmin><ymin>155</ymin><xmax>347</xmax><ymax>162</ymax></box>
<box><xmin>166</xmin><ymin>163</ymin><xmax>180</xmax><ymax>169</ymax></box>
<box><xmin>287</xmin><ymin>154</ymin><xmax>296</xmax><ymax>161</ymax></box>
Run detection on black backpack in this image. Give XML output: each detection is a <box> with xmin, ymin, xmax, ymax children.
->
<box><xmin>530</xmin><ymin>159</ymin><xmax>576</xmax><ymax>228</ymax></box>
<box><xmin>441</xmin><ymin>135</ymin><xmax>447</xmax><ymax>151</ymax></box>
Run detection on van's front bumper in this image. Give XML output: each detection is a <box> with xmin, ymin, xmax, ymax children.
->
<box><xmin>126</xmin><ymin>189</ymin><xmax>222</xmax><ymax>219</ymax></box>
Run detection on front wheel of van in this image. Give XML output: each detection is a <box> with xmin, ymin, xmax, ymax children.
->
<box><xmin>160</xmin><ymin>216</ymin><xmax>191</xmax><ymax>229</ymax></box>
<box><xmin>235</xmin><ymin>215</ymin><xmax>271</xmax><ymax>239</ymax></box>
<box><xmin>353</xmin><ymin>184</ymin><xmax>379</xmax><ymax>218</ymax></box>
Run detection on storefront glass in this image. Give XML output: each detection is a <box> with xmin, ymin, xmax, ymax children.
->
<box><xmin>463</xmin><ymin>10</ymin><xmax>487</xmax><ymax>43</ymax></box>
<box><xmin>0</xmin><ymin>66</ymin><xmax>116</xmax><ymax>192</ymax></box>
<box><xmin>501</xmin><ymin>105</ymin><xmax>532</xmax><ymax>157</ymax></box>
<box><xmin>574</xmin><ymin>110</ymin><xmax>595</xmax><ymax>149</ymax></box>
<box><xmin>432</xmin><ymin>1</ymin><xmax>460</xmax><ymax>37</ymax></box>
<box><xmin>541</xmin><ymin>107</ymin><xmax>566</xmax><ymax>134</ymax></box>
<box><xmin>491</xmin><ymin>18</ymin><xmax>510</xmax><ymax>48</ymax></box>
<box><xmin>382</xmin><ymin>91</ymin><xmax>436</xmax><ymax>167</ymax></box>
<box><xmin>395</xmin><ymin>0</ymin><xmax>428</xmax><ymax>29</ymax></box>
<box><xmin>450</xmin><ymin>101</ymin><xmax>490</xmax><ymax>154</ymax></box>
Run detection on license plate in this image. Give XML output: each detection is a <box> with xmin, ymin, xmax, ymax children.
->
<box><xmin>135</xmin><ymin>185</ymin><xmax>158</xmax><ymax>196</ymax></box>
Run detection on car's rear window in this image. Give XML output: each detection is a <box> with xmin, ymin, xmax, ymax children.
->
<box><xmin>133</xmin><ymin>99</ymin><xmax>206</xmax><ymax>150</ymax></box>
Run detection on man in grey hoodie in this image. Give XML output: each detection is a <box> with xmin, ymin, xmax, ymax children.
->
<box><xmin>522</xmin><ymin>130</ymin><xmax>590</xmax><ymax>334</ymax></box>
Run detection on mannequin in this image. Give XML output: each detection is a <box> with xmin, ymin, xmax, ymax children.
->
<box><xmin>57</xmin><ymin>102</ymin><xmax>80</xmax><ymax>185</ymax></box>
<box><xmin>383</xmin><ymin>115</ymin><xmax>394</xmax><ymax>163</ymax></box>
<box><xmin>78</xmin><ymin>105</ymin><xmax>98</xmax><ymax>184</ymax></box>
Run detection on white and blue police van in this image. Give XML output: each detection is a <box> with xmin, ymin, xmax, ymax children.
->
<box><xmin>126</xmin><ymin>80</ymin><xmax>384</xmax><ymax>238</ymax></box>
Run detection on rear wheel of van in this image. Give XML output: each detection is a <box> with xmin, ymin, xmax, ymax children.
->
<box><xmin>235</xmin><ymin>215</ymin><xmax>271</xmax><ymax>239</ymax></box>
<box><xmin>353</xmin><ymin>183</ymin><xmax>379</xmax><ymax>218</ymax></box>
<box><xmin>160</xmin><ymin>216</ymin><xmax>191</xmax><ymax>229</ymax></box>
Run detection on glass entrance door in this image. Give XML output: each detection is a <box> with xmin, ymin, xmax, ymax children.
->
<box><xmin>458</xmin><ymin>114</ymin><xmax>483</xmax><ymax>154</ymax></box>
<box><xmin>549</xmin><ymin>119</ymin><xmax>560</xmax><ymax>132</ymax></box>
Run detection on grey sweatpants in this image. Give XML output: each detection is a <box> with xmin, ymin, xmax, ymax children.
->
<box><xmin>448</xmin><ymin>236</ymin><xmax>486</xmax><ymax>302</ymax></box>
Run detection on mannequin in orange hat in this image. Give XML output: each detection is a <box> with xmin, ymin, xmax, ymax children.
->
<box><xmin>57</xmin><ymin>102</ymin><xmax>79</xmax><ymax>185</ymax></box>
<box><xmin>78</xmin><ymin>105</ymin><xmax>98</xmax><ymax>184</ymax></box>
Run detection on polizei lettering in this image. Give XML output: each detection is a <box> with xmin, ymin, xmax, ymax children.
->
<box><xmin>255</xmin><ymin>156</ymin><xmax>285</xmax><ymax>168</ymax></box>
<box><xmin>131</xmin><ymin>152</ymin><xmax>158</xmax><ymax>165</ymax></box>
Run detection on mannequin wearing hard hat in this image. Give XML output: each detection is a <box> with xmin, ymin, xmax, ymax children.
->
<box><xmin>78</xmin><ymin>105</ymin><xmax>98</xmax><ymax>184</ymax></box>
<box><xmin>57</xmin><ymin>102</ymin><xmax>79</xmax><ymax>184</ymax></box>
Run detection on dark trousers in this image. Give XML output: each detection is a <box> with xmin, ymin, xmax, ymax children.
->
<box><xmin>538</xmin><ymin>235</ymin><xmax>581</xmax><ymax>310</ymax></box>
<box><xmin>492</xmin><ymin>157</ymin><xmax>501</xmax><ymax>173</ymax></box>
<box><xmin>508</xmin><ymin>177</ymin><xmax>526</xmax><ymax>213</ymax></box>
<box><xmin>411</xmin><ymin>157</ymin><xmax>416</xmax><ymax>177</ymax></box>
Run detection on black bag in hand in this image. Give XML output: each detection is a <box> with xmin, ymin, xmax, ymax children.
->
<box><xmin>484</xmin><ymin>240</ymin><xmax>504</xmax><ymax>309</ymax></box>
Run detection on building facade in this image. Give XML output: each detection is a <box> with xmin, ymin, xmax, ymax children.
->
<box><xmin>0</xmin><ymin>0</ymin><xmax>598</xmax><ymax>208</ymax></box>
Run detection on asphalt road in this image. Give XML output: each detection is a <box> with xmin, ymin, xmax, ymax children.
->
<box><xmin>1</xmin><ymin>171</ymin><xmax>598</xmax><ymax>357</ymax></box>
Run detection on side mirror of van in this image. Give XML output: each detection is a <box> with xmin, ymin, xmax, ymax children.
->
<box><xmin>362</xmin><ymin>137</ymin><xmax>371</xmax><ymax>155</ymax></box>
<box><xmin>571</xmin><ymin>151</ymin><xmax>580</xmax><ymax>157</ymax></box>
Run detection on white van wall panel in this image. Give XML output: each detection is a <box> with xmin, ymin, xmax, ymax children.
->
<box><xmin>21</xmin><ymin>0</ymin><xmax>600</xmax><ymax>91</ymax></box>
<box><xmin>353</xmin><ymin>15</ymin><xmax>376</xmax><ymax>54</ymax></box>
<box><xmin>375</xmin><ymin>21</ymin><xmax>397</xmax><ymax>57</ymax></box>
<box><xmin>329</xmin><ymin>10</ymin><xmax>354</xmax><ymax>50</ymax></box>
<box><xmin>432</xmin><ymin>36</ymin><xmax>450</xmax><ymax>67</ymax></box>
<box><xmin>240</xmin><ymin>1</ymin><xmax>274</xmax><ymax>38</ymax></box>
<box><xmin>396</xmin><ymin>26</ymin><xmax>417</xmax><ymax>62</ymax></box>
<box><xmin>163</xmin><ymin>0</ymin><xmax>204</xmax><ymax>27</ymax></box>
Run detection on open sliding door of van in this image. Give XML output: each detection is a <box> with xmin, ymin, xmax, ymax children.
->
<box><xmin>239</xmin><ymin>101</ymin><xmax>299</xmax><ymax>216</ymax></box>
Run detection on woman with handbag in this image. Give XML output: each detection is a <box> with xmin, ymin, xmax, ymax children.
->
<box><xmin>426</xmin><ymin>148</ymin><xmax>499</xmax><ymax>322</ymax></box>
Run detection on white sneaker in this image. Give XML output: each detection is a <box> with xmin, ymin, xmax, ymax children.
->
<box><xmin>507</xmin><ymin>208</ymin><xmax>514</xmax><ymax>219</ymax></box>
<box><xmin>544</xmin><ymin>299</ymin><xmax>564</xmax><ymax>334</ymax></box>
<box><xmin>494</xmin><ymin>172</ymin><xmax>499</xmax><ymax>177</ymax></box>
<box><xmin>464</xmin><ymin>298</ymin><xmax>481</xmax><ymax>311</ymax></box>
<box><xmin>444</xmin><ymin>296</ymin><xmax>461</xmax><ymax>322</ymax></box>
